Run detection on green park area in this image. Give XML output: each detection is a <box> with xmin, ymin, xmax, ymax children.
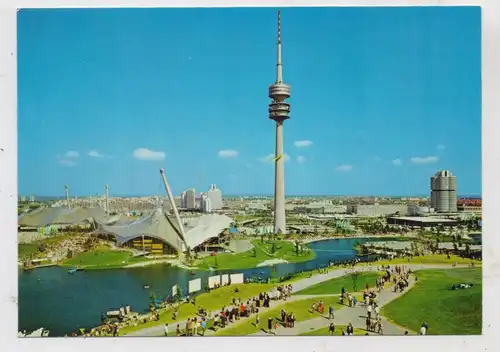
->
<box><xmin>19</xmin><ymin>233</ymin><xmax>78</xmax><ymax>261</ymax></box>
<box><xmin>358</xmin><ymin>254</ymin><xmax>481</xmax><ymax>267</ymax></box>
<box><xmin>300</xmin><ymin>324</ymin><xmax>366</xmax><ymax>336</ymax></box>
<box><xmin>194</xmin><ymin>239</ymin><xmax>315</xmax><ymax>271</ymax></box>
<box><xmin>294</xmin><ymin>272</ymin><xmax>382</xmax><ymax>295</ymax></box>
<box><xmin>62</xmin><ymin>247</ymin><xmax>137</xmax><ymax>269</ymax></box>
<box><xmin>214</xmin><ymin>296</ymin><xmax>343</xmax><ymax>336</ymax></box>
<box><xmin>382</xmin><ymin>268</ymin><xmax>482</xmax><ymax>335</ymax></box>
<box><xmin>120</xmin><ymin>282</ymin><xmax>272</xmax><ymax>335</ymax></box>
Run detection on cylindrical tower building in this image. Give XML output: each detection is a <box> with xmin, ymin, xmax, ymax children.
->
<box><xmin>430</xmin><ymin>170</ymin><xmax>458</xmax><ymax>213</ymax></box>
<box><xmin>268</xmin><ymin>10</ymin><xmax>291</xmax><ymax>234</ymax></box>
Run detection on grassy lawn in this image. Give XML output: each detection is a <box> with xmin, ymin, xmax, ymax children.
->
<box><xmin>382</xmin><ymin>268</ymin><xmax>482</xmax><ymax>335</ymax></box>
<box><xmin>214</xmin><ymin>296</ymin><xmax>342</xmax><ymax>336</ymax></box>
<box><xmin>18</xmin><ymin>233</ymin><xmax>77</xmax><ymax>261</ymax></box>
<box><xmin>301</xmin><ymin>325</ymin><xmax>366</xmax><ymax>336</ymax></box>
<box><xmin>359</xmin><ymin>254</ymin><xmax>481</xmax><ymax>267</ymax></box>
<box><xmin>18</xmin><ymin>243</ymin><xmax>40</xmax><ymax>261</ymax></box>
<box><xmin>294</xmin><ymin>272</ymin><xmax>383</xmax><ymax>295</ymax></box>
<box><xmin>63</xmin><ymin>247</ymin><xmax>134</xmax><ymax>268</ymax></box>
<box><xmin>119</xmin><ymin>283</ymin><xmax>272</xmax><ymax>336</ymax></box>
<box><xmin>194</xmin><ymin>240</ymin><xmax>315</xmax><ymax>271</ymax></box>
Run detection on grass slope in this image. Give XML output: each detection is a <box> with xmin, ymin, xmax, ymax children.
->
<box><xmin>382</xmin><ymin>268</ymin><xmax>482</xmax><ymax>335</ymax></box>
<box><xmin>63</xmin><ymin>248</ymin><xmax>135</xmax><ymax>268</ymax></box>
<box><xmin>295</xmin><ymin>272</ymin><xmax>382</xmax><ymax>295</ymax></box>
<box><xmin>120</xmin><ymin>283</ymin><xmax>272</xmax><ymax>335</ymax></box>
<box><xmin>214</xmin><ymin>296</ymin><xmax>342</xmax><ymax>336</ymax></box>
<box><xmin>195</xmin><ymin>240</ymin><xmax>315</xmax><ymax>271</ymax></box>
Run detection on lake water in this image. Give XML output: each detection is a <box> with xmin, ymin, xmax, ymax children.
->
<box><xmin>18</xmin><ymin>237</ymin><xmax>375</xmax><ymax>336</ymax></box>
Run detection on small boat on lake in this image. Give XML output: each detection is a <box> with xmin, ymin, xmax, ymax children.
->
<box><xmin>143</xmin><ymin>285</ymin><xmax>150</xmax><ymax>289</ymax></box>
<box><xmin>68</xmin><ymin>268</ymin><xmax>77</xmax><ymax>274</ymax></box>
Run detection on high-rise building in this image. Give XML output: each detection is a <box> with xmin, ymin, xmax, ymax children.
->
<box><xmin>20</xmin><ymin>196</ymin><xmax>26</xmax><ymax>202</ymax></box>
<box><xmin>200</xmin><ymin>193</ymin><xmax>212</xmax><ymax>213</ymax></box>
<box><xmin>180</xmin><ymin>191</ymin><xmax>187</xmax><ymax>208</ymax></box>
<box><xmin>268</xmin><ymin>10</ymin><xmax>291</xmax><ymax>234</ymax></box>
<box><xmin>431</xmin><ymin>170</ymin><xmax>458</xmax><ymax>213</ymax></box>
<box><xmin>29</xmin><ymin>195</ymin><xmax>35</xmax><ymax>202</ymax></box>
<box><xmin>185</xmin><ymin>189</ymin><xmax>196</xmax><ymax>209</ymax></box>
<box><xmin>207</xmin><ymin>184</ymin><xmax>223</xmax><ymax>210</ymax></box>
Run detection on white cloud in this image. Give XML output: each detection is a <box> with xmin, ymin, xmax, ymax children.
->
<box><xmin>294</xmin><ymin>140</ymin><xmax>313</xmax><ymax>148</ymax></box>
<box><xmin>410</xmin><ymin>156</ymin><xmax>439</xmax><ymax>165</ymax></box>
<box><xmin>297</xmin><ymin>155</ymin><xmax>307</xmax><ymax>164</ymax></box>
<box><xmin>133</xmin><ymin>148</ymin><xmax>166</xmax><ymax>161</ymax></box>
<box><xmin>437</xmin><ymin>144</ymin><xmax>445</xmax><ymax>150</ymax></box>
<box><xmin>218</xmin><ymin>150</ymin><xmax>239</xmax><ymax>158</ymax></box>
<box><xmin>392</xmin><ymin>158</ymin><xmax>402</xmax><ymax>166</ymax></box>
<box><xmin>88</xmin><ymin>150</ymin><xmax>110</xmax><ymax>158</ymax></box>
<box><xmin>64</xmin><ymin>151</ymin><xmax>79</xmax><ymax>158</ymax></box>
<box><xmin>336</xmin><ymin>164</ymin><xmax>353</xmax><ymax>172</ymax></box>
<box><xmin>59</xmin><ymin>159</ymin><xmax>77</xmax><ymax>167</ymax></box>
<box><xmin>258</xmin><ymin>153</ymin><xmax>290</xmax><ymax>163</ymax></box>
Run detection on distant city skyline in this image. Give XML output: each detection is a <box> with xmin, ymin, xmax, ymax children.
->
<box><xmin>18</xmin><ymin>7</ymin><xmax>482</xmax><ymax>197</ymax></box>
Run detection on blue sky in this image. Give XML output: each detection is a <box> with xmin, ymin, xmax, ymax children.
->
<box><xmin>18</xmin><ymin>7</ymin><xmax>481</xmax><ymax>197</ymax></box>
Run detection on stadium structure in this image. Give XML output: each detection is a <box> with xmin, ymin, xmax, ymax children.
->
<box><xmin>18</xmin><ymin>171</ymin><xmax>235</xmax><ymax>256</ymax></box>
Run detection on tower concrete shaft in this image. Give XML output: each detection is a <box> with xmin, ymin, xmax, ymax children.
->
<box><xmin>268</xmin><ymin>10</ymin><xmax>291</xmax><ymax>234</ymax></box>
<box><xmin>105</xmin><ymin>184</ymin><xmax>109</xmax><ymax>215</ymax></box>
<box><xmin>64</xmin><ymin>185</ymin><xmax>71</xmax><ymax>209</ymax></box>
<box><xmin>274</xmin><ymin>120</ymin><xmax>286</xmax><ymax>233</ymax></box>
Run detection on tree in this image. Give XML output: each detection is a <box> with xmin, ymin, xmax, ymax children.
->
<box><xmin>251</xmin><ymin>248</ymin><xmax>257</xmax><ymax>258</ymax></box>
<box><xmin>271</xmin><ymin>243</ymin><xmax>276</xmax><ymax>255</ymax></box>
<box><xmin>465</xmin><ymin>243</ymin><xmax>471</xmax><ymax>258</ymax></box>
<box><xmin>351</xmin><ymin>271</ymin><xmax>360</xmax><ymax>292</ymax></box>
<box><xmin>295</xmin><ymin>240</ymin><xmax>300</xmax><ymax>256</ymax></box>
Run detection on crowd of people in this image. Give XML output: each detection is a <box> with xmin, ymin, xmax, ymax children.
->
<box><xmin>68</xmin><ymin>260</ymin><xmax>425</xmax><ymax>338</ymax></box>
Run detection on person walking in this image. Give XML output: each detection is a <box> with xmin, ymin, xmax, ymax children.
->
<box><xmin>328</xmin><ymin>305</ymin><xmax>335</xmax><ymax>320</ymax></box>
<box><xmin>201</xmin><ymin>318</ymin><xmax>207</xmax><ymax>336</ymax></box>
<box><xmin>164</xmin><ymin>323</ymin><xmax>169</xmax><ymax>336</ymax></box>
<box><xmin>367</xmin><ymin>304</ymin><xmax>373</xmax><ymax>320</ymax></box>
<box><xmin>346</xmin><ymin>323</ymin><xmax>354</xmax><ymax>336</ymax></box>
<box><xmin>255</xmin><ymin>313</ymin><xmax>260</xmax><ymax>327</ymax></box>
<box><xmin>329</xmin><ymin>322</ymin><xmax>335</xmax><ymax>336</ymax></box>
<box><xmin>377</xmin><ymin>317</ymin><xmax>383</xmax><ymax>335</ymax></box>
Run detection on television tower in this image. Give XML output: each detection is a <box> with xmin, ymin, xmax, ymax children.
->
<box><xmin>268</xmin><ymin>10</ymin><xmax>291</xmax><ymax>234</ymax></box>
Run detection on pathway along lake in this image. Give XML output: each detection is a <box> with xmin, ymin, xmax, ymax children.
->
<box><xmin>19</xmin><ymin>237</ymin><xmax>384</xmax><ymax>336</ymax></box>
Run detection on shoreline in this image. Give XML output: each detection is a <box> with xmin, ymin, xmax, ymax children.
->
<box><xmin>19</xmin><ymin>234</ymin><xmax>414</xmax><ymax>271</ymax></box>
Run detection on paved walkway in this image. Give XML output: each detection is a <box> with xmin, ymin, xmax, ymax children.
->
<box><xmin>252</xmin><ymin>276</ymin><xmax>416</xmax><ymax>336</ymax></box>
<box><xmin>126</xmin><ymin>263</ymin><xmax>469</xmax><ymax>336</ymax></box>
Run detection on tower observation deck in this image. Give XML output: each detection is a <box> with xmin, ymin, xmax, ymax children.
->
<box><xmin>268</xmin><ymin>10</ymin><xmax>290</xmax><ymax>234</ymax></box>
